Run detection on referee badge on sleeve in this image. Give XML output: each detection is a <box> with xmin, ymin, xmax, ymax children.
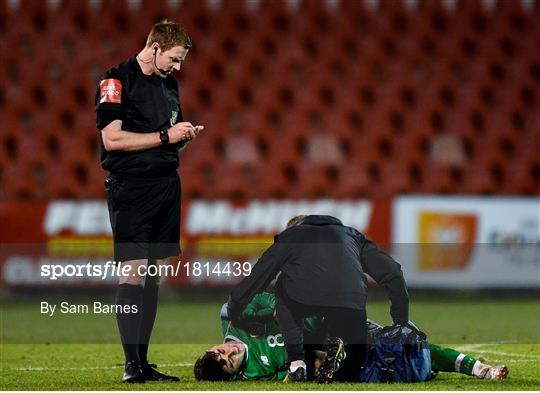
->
<box><xmin>99</xmin><ymin>79</ymin><xmax>122</xmax><ymax>104</ymax></box>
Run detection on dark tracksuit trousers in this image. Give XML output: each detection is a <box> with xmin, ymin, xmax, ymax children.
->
<box><xmin>276</xmin><ymin>293</ymin><xmax>367</xmax><ymax>382</ymax></box>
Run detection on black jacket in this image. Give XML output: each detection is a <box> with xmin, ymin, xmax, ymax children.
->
<box><xmin>229</xmin><ymin>215</ymin><xmax>409</xmax><ymax>323</ymax></box>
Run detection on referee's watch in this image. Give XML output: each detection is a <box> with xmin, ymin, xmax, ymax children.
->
<box><xmin>160</xmin><ymin>128</ymin><xmax>170</xmax><ymax>145</ymax></box>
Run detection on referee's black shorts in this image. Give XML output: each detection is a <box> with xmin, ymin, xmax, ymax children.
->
<box><xmin>105</xmin><ymin>172</ymin><xmax>181</xmax><ymax>262</ymax></box>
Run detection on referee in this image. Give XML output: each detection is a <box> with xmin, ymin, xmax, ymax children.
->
<box><xmin>95</xmin><ymin>20</ymin><xmax>203</xmax><ymax>383</ymax></box>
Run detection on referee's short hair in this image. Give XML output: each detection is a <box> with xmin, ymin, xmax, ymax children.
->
<box><xmin>146</xmin><ymin>19</ymin><xmax>192</xmax><ymax>51</ymax></box>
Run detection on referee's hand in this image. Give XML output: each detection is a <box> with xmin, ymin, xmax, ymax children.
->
<box><xmin>168</xmin><ymin>122</ymin><xmax>204</xmax><ymax>143</ymax></box>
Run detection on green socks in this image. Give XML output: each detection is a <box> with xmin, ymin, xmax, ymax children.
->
<box><xmin>429</xmin><ymin>344</ymin><xmax>481</xmax><ymax>376</ymax></box>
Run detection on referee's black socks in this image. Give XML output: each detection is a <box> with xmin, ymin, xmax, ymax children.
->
<box><xmin>116</xmin><ymin>283</ymin><xmax>144</xmax><ymax>365</ymax></box>
<box><xmin>139</xmin><ymin>282</ymin><xmax>159</xmax><ymax>365</ymax></box>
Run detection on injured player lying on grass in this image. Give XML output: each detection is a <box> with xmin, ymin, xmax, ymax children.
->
<box><xmin>193</xmin><ymin>292</ymin><xmax>508</xmax><ymax>382</ymax></box>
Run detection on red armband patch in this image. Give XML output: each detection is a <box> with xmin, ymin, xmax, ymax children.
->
<box><xmin>99</xmin><ymin>79</ymin><xmax>122</xmax><ymax>104</ymax></box>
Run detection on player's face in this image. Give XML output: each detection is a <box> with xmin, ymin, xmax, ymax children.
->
<box><xmin>156</xmin><ymin>45</ymin><xmax>189</xmax><ymax>77</ymax></box>
<box><xmin>207</xmin><ymin>342</ymin><xmax>246</xmax><ymax>375</ymax></box>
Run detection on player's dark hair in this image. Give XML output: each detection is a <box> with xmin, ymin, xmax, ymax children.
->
<box><xmin>193</xmin><ymin>352</ymin><xmax>233</xmax><ymax>381</ymax></box>
<box><xmin>286</xmin><ymin>215</ymin><xmax>307</xmax><ymax>228</ymax></box>
<box><xmin>146</xmin><ymin>19</ymin><xmax>192</xmax><ymax>51</ymax></box>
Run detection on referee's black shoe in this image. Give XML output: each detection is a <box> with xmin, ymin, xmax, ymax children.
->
<box><xmin>142</xmin><ymin>362</ymin><xmax>180</xmax><ymax>382</ymax></box>
<box><xmin>122</xmin><ymin>361</ymin><xmax>145</xmax><ymax>383</ymax></box>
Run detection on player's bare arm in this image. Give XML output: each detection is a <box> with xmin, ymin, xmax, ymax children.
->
<box><xmin>101</xmin><ymin>120</ymin><xmax>203</xmax><ymax>151</ymax></box>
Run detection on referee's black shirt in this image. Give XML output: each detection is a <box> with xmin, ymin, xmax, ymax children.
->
<box><xmin>95</xmin><ymin>56</ymin><xmax>184</xmax><ymax>176</ymax></box>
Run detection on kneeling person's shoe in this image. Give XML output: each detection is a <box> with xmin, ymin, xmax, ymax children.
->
<box><xmin>284</xmin><ymin>366</ymin><xmax>307</xmax><ymax>382</ymax></box>
<box><xmin>142</xmin><ymin>362</ymin><xmax>180</xmax><ymax>382</ymax></box>
<box><xmin>122</xmin><ymin>361</ymin><xmax>145</xmax><ymax>383</ymax></box>
<box><xmin>315</xmin><ymin>337</ymin><xmax>345</xmax><ymax>384</ymax></box>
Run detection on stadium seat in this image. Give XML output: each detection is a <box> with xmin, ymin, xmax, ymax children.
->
<box><xmin>180</xmin><ymin>165</ymin><xmax>212</xmax><ymax>200</ymax></box>
<box><xmin>249</xmin><ymin>162</ymin><xmax>291</xmax><ymax>199</ymax></box>
<box><xmin>349</xmin><ymin>131</ymin><xmax>391</xmax><ymax>166</ymax></box>
<box><xmin>1</xmin><ymin>0</ymin><xmax>538</xmax><ymax>200</ymax></box>
<box><xmin>290</xmin><ymin>161</ymin><xmax>335</xmax><ymax>199</ymax></box>
<box><xmin>59</xmin><ymin>134</ymin><xmax>95</xmax><ymax>165</ymax></box>
<box><xmin>330</xmin><ymin>160</ymin><xmax>373</xmax><ymax>199</ymax></box>
<box><xmin>76</xmin><ymin>164</ymin><xmax>106</xmax><ymax>200</ymax></box>
<box><xmin>44</xmin><ymin>162</ymin><xmax>83</xmax><ymax>199</ymax></box>
<box><xmin>180</xmin><ymin>136</ymin><xmax>220</xmax><ymax>171</ymax></box>
<box><xmin>2</xmin><ymin>161</ymin><xmax>40</xmax><ymax>200</ymax></box>
<box><xmin>211</xmin><ymin>162</ymin><xmax>251</xmax><ymax>200</ymax></box>
<box><xmin>393</xmin><ymin>133</ymin><xmax>426</xmax><ymax>164</ymax></box>
<box><xmin>15</xmin><ymin>134</ymin><xmax>52</xmax><ymax>170</ymax></box>
<box><xmin>267</xmin><ymin>131</ymin><xmax>305</xmax><ymax>167</ymax></box>
<box><xmin>514</xmin><ymin>131</ymin><xmax>540</xmax><ymax>163</ymax></box>
<box><xmin>502</xmin><ymin>160</ymin><xmax>539</xmax><ymax>195</ymax></box>
<box><xmin>375</xmin><ymin>161</ymin><xmax>415</xmax><ymax>197</ymax></box>
<box><xmin>459</xmin><ymin>164</ymin><xmax>497</xmax><ymax>195</ymax></box>
<box><xmin>419</xmin><ymin>164</ymin><xmax>457</xmax><ymax>194</ymax></box>
<box><xmin>305</xmin><ymin>131</ymin><xmax>345</xmax><ymax>165</ymax></box>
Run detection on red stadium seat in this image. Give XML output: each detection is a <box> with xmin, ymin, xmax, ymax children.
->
<box><xmin>180</xmin><ymin>135</ymin><xmax>220</xmax><ymax>171</ymax></box>
<box><xmin>57</xmin><ymin>133</ymin><xmax>95</xmax><ymax>165</ymax></box>
<box><xmin>374</xmin><ymin>161</ymin><xmax>414</xmax><ymax>197</ymax></box>
<box><xmin>419</xmin><ymin>163</ymin><xmax>458</xmax><ymax>194</ymax></box>
<box><xmin>15</xmin><ymin>135</ymin><xmax>52</xmax><ymax>168</ymax></box>
<box><xmin>267</xmin><ymin>131</ymin><xmax>305</xmax><ymax>167</ymax></box>
<box><xmin>249</xmin><ymin>162</ymin><xmax>290</xmax><ymax>199</ymax></box>
<box><xmin>514</xmin><ymin>131</ymin><xmax>540</xmax><ymax>163</ymax></box>
<box><xmin>330</xmin><ymin>160</ymin><xmax>373</xmax><ymax>199</ymax></box>
<box><xmin>1</xmin><ymin>0</ymin><xmax>537</xmax><ymax>200</ymax></box>
<box><xmin>79</xmin><ymin>165</ymin><xmax>107</xmax><ymax>199</ymax></box>
<box><xmin>459</xmin><ymin>164</ymin><xmax>497</xmax><ymax>195</ymax></box>
<box><xmin>180</xmin><ymin>165</ymin><xmax>212</xmax><ymax>200</ymax></box>
<box><xmin>392</xmin><ymin>133</ymin><xmax>426</xmax><ymax>164</ymax></box>
<box><xmin>290</xmin><ymin>161</ymin><xmax>335</xmax><ymax>199</ymax></box>
<box><xmin>349</xmin><ymin>130</ymin><xmax>392</xmax><ymax>166</ymax></box>
<box><xmin>210</xmin><ymin>163</ymin><xmax>249</xmax><ymax>200</ymax></box>
<box><xmin>501</xmin><ymin>160</ymin><xmax>539</xmax><ymax>195</ymax></box>
<box><xmin>321</xmin><ymin>111</ymin><xmax>354</xmax><ymax>149</ymax></box>
<box><xmin>44</xmin><ymin>162</ymin><xmax>81</xmax><ymax>199</ymax></box>
<box><xmin>2</xmin><ymin>161</ymin><xmax>40</xmax><ymax>200</ymax></box>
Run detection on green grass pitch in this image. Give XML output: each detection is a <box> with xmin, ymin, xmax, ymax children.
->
<box><xmin>1</xmin><ymin>299</ymin><xmax>539</xmax><ymax>390</ymax></box>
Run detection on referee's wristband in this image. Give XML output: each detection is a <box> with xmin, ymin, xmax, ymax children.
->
<box><xmin>159</xmin><ymin>128</ymin><xmax>170</xmax><ymax>145</ymax></box>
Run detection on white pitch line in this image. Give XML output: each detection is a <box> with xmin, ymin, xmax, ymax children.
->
<box><xmin>467</xmin><ymin>349</ymin><xmax>540</xmax><ymax>359</ymax></box>
<box><xmin>489</xmin><ymin>359</ymin><xmax>533</xmax><ymax>363</ymax></box>
<box><xmin>6</xmin><ymin>358</ymin><xmax>534</xmax><ymax>373</ymax></box>
<box><xmin>454</xmin><ymin>344</ymin><xmax>486</xmax><ymax>351</ymax></box>
<box><xmin>8</xmin><ymin>362</ymin><xmax>193</xmax><ymax>372</ymax></box>
<box><xmin>6</xmin><ymin>344</ymin><xmax>540</xmax><ymax>372</ymax></box>
<box><xmin>456</xmin><ymin>342</ymin><xmax>521</xmax><ymax>350</ymax></box>
<box><xmin>454</xmin><ymin>346</ymin><xmax>540</xmax><ymax>360</ymax></box>
<box><xmin>5</xmin><ymin>356</ymin><xmax>539</xmax><ymax>373</ymax></box>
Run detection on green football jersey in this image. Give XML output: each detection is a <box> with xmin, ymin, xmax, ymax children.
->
<box><xmin>221</xmin><ymin>292</ymin><xmax>288</xmax><ymax>380</ymax></box>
